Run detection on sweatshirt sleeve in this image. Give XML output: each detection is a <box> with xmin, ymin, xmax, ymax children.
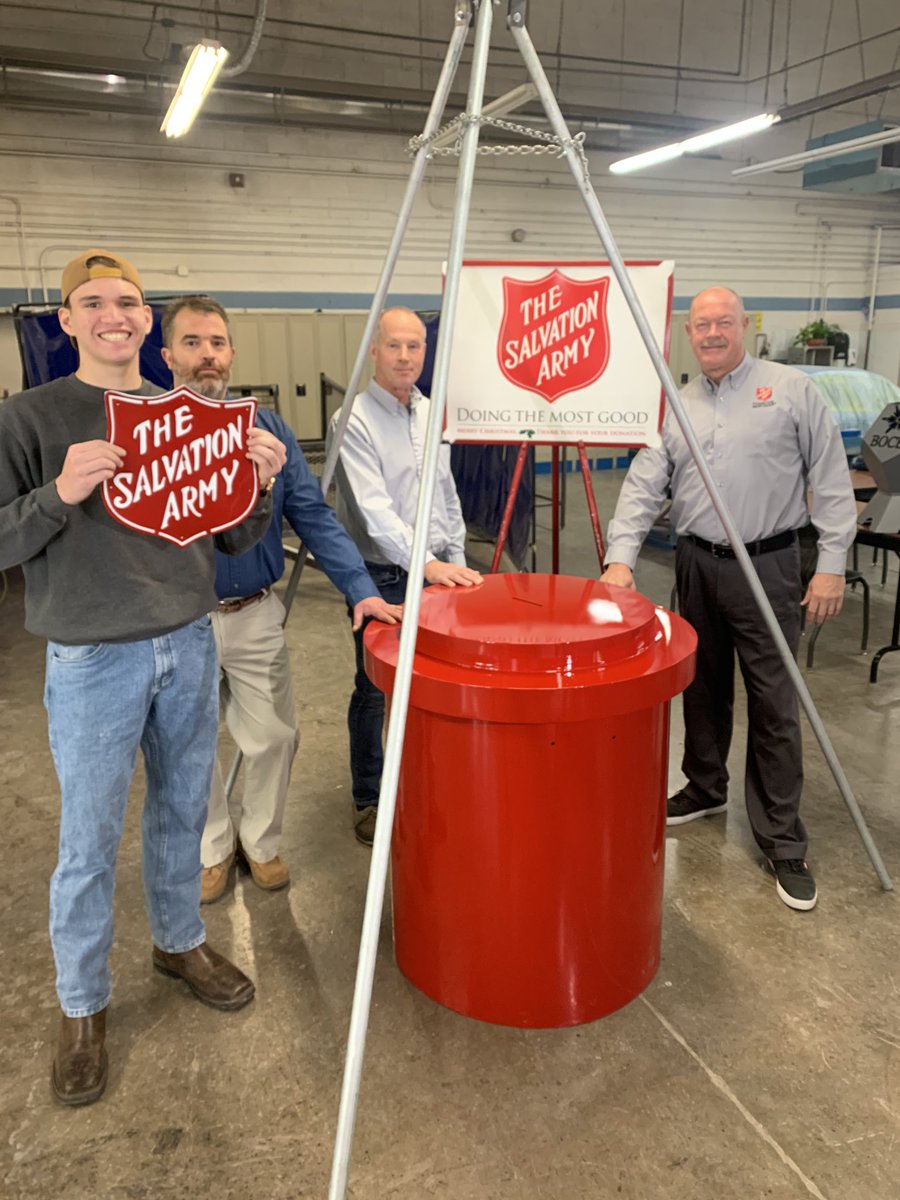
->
<box><xmin>0</xmin><ymin>405</ymin><xmax>74</xmax><ymax>570</ymax></box>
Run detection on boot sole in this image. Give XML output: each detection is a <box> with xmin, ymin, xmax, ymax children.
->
<box><xmin>248</xmin><ymin>875</ymin><xmax>290</xmax><ymax>891</ymax></box>
<box><xmin>666</xmin><ymin>802</ymin><xmax>728</xmax><ymax>826</ymax></box>
<box><xmin>774</xmin><ymin>879</ymin><xmax>817</xmax><ymax>911</ymax></box>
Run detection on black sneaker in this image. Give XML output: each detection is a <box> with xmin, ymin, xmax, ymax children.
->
<box><xmin>666</xmin><ymin>790</ymin><xmax>728</xmax><ymax>826</ymax></box>
<box><xmin>770</xmin><ymin>858</ymin><xmax>817</xmax><ymax>911</ymax></box>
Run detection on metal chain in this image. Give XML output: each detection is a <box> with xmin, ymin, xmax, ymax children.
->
<box><xmin>408</xmin><ymin>112</ymin><xmax>589</xmax><ymax>175</ymax></box>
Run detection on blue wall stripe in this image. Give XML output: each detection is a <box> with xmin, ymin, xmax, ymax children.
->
<box><xmin>3</xmin><ymin>288</ymin><xmax>900</xmax><ymax>312</ymax></box>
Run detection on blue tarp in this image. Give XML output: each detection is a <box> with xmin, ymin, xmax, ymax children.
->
<box><xmin>14</xmin><ymin>303</ymin><xmax>174</xmax><ymax>391</ymax></box>
<box><xmin>796</xmin><ymin>365</ymin><xmax>900</xmax><ymax>452</ymax></box>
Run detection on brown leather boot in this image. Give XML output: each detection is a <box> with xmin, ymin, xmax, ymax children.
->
<box><xmin>152</xmin><ymin>942</ymin><xmax>255</xmax><ymax>1011</ymax></box>
<box><xmin>241</xmin><ymin>852</ymin><xmax>290</xmax><ymax>891</ymax></box>
<box><xmin>201</xmin><ymin>850</ymin><xmax>235</xmax><ymax>904</ymax></box>
<box><xmin>51</xmin><ymin>1009</ymin><xmax>108</xmax><ymax>1106</ymax></box>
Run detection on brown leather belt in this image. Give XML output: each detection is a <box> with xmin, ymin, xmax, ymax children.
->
<box><xmin>216</xmin><ymin>588</ymin><xmax>269</xmax><ymax>614</ymax></box>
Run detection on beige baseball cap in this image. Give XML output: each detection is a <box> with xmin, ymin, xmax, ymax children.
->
<box><xmin>61</xmin><ymin>249</ymin><xmax>144</xmax><ymax>304</ymax></box>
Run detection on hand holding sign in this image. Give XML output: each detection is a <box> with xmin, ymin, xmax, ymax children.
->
<box><xmin>246</xmin><ymin>426</ymin><xmax>287</xmax><ymax>486</ymax></box>
<box><xmin>56</xmin><ymin>439</ymin><xmax>127</xmax><ymax>505</ymax></box>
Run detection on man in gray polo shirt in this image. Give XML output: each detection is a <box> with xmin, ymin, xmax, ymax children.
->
<box><xmin>601</xmin><ymin>286</ymin><xmax>857</xmax><ymax>911</ymax></box>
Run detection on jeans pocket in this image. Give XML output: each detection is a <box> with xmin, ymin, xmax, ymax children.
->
<box><xmin>48</xmin><ymin>641</ymin><xmax>105</xmax><ymax>664</ymax></box>
<box><xmin>192</xmin><ymin>614</ymin><xmax>213</xmax><ymax>630</ymax></box>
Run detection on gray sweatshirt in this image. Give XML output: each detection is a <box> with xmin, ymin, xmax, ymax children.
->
<box><xmin>0</xmin><ymin>374</ymin><xmax>273</xmax><ymax>643</ymax></box>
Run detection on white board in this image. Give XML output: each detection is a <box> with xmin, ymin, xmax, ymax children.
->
<box><xmin>445</xmin><ymin>260</ymin><xmax>673</xmax><ymax>446</ymax></box>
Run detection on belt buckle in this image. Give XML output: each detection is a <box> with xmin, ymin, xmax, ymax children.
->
<box><xmin>711</xmin><ymin>543</ymin><xmax>730</xmax><ymax>558</ymax></box>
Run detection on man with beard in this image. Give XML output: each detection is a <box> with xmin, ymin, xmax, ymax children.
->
<box><xmin>160</xmin><ymin>297</ymin><xmax>401</xmax><ymax>902</ymax></box>
<box><xmin>601</xmin><ymin>286</ymin><xmax>856</xmax><ymax>911</ymax></box>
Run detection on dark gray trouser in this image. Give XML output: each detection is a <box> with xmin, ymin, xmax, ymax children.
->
<box><xmin>675</xmin><ymin>536</ymin><xmax>807</xmax><ymax>860</ymax></box>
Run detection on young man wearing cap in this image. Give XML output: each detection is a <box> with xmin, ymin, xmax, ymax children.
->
<box><xmin>0</xmin><ymin>250</ymin><xmax>287</xmax><ymax>1107</ymax></box>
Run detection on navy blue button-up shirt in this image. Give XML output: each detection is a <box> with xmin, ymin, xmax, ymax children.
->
<box><xmin>214</xmin><ymin>406</ymin><xmax>376</xmax><ymax>606</ymax></box>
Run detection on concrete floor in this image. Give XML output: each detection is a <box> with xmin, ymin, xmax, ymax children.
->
<box><xmin>1</xmin><ymin>470</ymin><xmax>898</xmax><ymax>1200</ymax></box>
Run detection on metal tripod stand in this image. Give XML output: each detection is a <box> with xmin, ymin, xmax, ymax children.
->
<box><xmin>245</xmin><ymin>3</ymin><xmax>890</xmax><ymax>1194</ymax></box>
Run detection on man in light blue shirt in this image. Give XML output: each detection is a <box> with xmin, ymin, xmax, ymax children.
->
<box><xmin>602</xmin><ymin>287</ymin><xmax>856</xmax><ymax>911</ymax></box>
<box><xmin>331</xmin><ymin>308</ymin><xmax>482</xmax><ymax>844</ymax></box>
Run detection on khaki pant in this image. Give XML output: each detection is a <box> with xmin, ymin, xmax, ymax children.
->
<box><xmin>203</xmin><ymin>591</ymin><xmax>299</xmax><ymax>866</ymax></box>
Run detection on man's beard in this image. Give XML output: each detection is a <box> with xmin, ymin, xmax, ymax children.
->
<box><xmin>187</xmin><ymin>369</ymin><xmax>229</xmax><ymax>400</ymax></box>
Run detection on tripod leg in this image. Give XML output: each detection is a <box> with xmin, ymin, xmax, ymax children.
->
<box><xmin>329</xmin><ymin>4</ymin><xmax>498</xmax><ymax>1197</ymax></box>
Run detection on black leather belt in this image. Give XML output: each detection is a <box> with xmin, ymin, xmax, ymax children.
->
<box><xmin>216</xmin><ymin>588</ymin><xmax>269</xmax><ymax>614</ymax></box>
<box><xmin>685</xmin><ymin>530</ymin><xmax>798</xmax><ymax>559</ymax></box>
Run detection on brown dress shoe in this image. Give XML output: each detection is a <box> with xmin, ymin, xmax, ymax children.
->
<box><xmin>201</xmin><ymin>851</ymin><xmax>235</xmax><ymax>904</ymax></box>
<box><xmin>240</xmin><ymin>852</ymin><xmax>289</xmax><ymax>891</ymax></box>
<box><xmin>354</xmin><ymin>805</ymin><xmax>377</xmax><ymax>846</ymax></box>
<box><xmin>152</xmin><ymin>942</ymin><xmax>255</xmax><ymax>1011</ymax></box>
<box><xmin>51</xmin><ymin>1009</ymin><xmax>108</xmax><ymax>1107</ymax></box>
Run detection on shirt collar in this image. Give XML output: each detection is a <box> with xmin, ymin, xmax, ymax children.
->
<box><xmin>367</xmin><ymin>379</ymin><xmax>422</xmax><ymax>415</ymax></box>
<box><xmin>701</xmin><ymin>352</ymin><xmax>753</xmax><ymax>393</ymax></box>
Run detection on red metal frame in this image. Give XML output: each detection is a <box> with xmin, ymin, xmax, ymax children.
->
<box><xmin>490</xmin><ymin>440</ymin><xmax>606</xmax><ymax>575</ymax></box>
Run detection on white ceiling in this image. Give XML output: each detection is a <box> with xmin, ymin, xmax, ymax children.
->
<box><xmin>1</xmin><ymin>0</ymin><xmax>898</xmax><ymax>164</ymax></box>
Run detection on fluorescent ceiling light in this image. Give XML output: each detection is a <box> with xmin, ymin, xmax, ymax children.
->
<box><xmin>732</xmin><ymin>124</ymin><xmax>900</xmax><ymax>177</ymax></box>
<box><xmin>160</xmin><ymin>40</ymin><xmax>230</xmax><ymax>139</ymax></box>
<box><xmin>609</xmin><ymin>112</ymin><xmax>780</xmax><ymax>175</ymax></box>
<box><xmin>681</xmin><ymin>112</ymin><xmax>780</xmax><ymax>152</ymax></box>
<box><xmin>608</xmin><ymin>142</ymin><xmax>684</xmax><ymax>174</ymax></box>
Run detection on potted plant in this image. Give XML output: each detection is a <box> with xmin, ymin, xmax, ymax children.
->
<box><xmin>793</xmin><ymin>317</ymin><xmax>842</xmax><ymax>347</ymax></box>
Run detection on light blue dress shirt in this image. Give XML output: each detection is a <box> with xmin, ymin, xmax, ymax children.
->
<box><xmin>605</xmin><ymin>355</ymin><xmax>857</xmax><ymax>575</ymax></box>
<box><xmin>330</xmin><ymin>381</ymin><xmax>467</xmax><ymax>572</ymax></box>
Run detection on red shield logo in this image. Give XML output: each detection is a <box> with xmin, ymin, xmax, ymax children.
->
<box><xmin>497</xmin><ymin>270</ymin><xmax>611</xmax><ymax>402</ymax></box>
<box><xmin>756</xmin><ymin>387</ymin><xmax>773</xmax><ymax>402</ymax></box>
<box><xmin>102</xmin><ymin>387</ymin><xmax>259</xmax><ymax>547</ymax></box>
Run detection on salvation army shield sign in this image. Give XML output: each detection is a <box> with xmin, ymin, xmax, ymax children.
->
<box><xmin>102</xmin><ymin>387</ymin><xmax>259</xmax><ymax>546</ymax></box>
<box><xmin>446</xmin><ymin>260</ymin><xmax>673</xmax><ymax>446</ymax></box>
<box><xmin>498</xmin><ymin>270</ymin><xmax>611</xmax><ymax>402</ymax></box>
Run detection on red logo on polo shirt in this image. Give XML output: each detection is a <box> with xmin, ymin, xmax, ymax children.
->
<box><xmin>102</xmin><ymin>386</ymin><xmax>259</xmax><ymax>546</ymax></box>
<box><xmin>756</xmin><ymin>387</ymin><xmax>773</xmax><ymax>402</ymax></box>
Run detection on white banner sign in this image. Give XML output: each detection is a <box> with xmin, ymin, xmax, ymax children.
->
<box><xmin>445</xmin><ymin>260</ymin><xmax>673</xmax><ymax>445</ymax></box>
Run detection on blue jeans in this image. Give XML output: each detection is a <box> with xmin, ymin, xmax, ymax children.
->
<box><xmin>44</xmin><ymin>617</ymin><xmax>218</xmax><ymax>1017</ymax></box>
<box><xmin>348</xmin><ymin>563</ymin><xmax>411</xmax><ymax>810</ymax></box>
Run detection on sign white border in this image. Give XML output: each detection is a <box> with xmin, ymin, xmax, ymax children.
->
<box><xmin>445</xmin><ymin>259</ymin><xmax>673</xmax><ymax>446</ymax></box>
